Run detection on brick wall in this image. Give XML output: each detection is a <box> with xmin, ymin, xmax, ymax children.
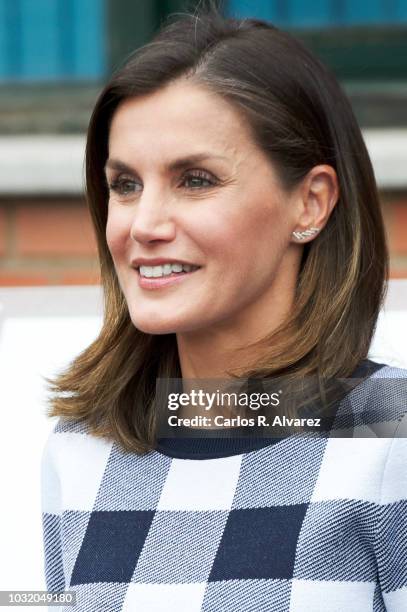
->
<box><xmin>0</xmin><ymin>198</ymin><xmax>99</xmax><ymax>286</ymax></box>
<box><xmin>0</xmin><ymin>194</ymin><xmax>406</xmax><ymax>286</ymax></box>
<box><xmin>385</xmin><ymin>195</ymin><xmax>407</xmax><ymax>277</ymax></box>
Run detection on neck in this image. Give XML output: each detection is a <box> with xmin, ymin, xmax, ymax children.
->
<box><xmin>171</xmin><ymin>251</ymin><xmax>302</xmax><ymax>429</ymax></box>
<box><xmin>176</xmin><ymin>288</ymin><xmax>295</xmax><ymax>380</ymax></box>
<box><xmin>175</xmin><ymin>331</ymin><xmax>244</xmax><ymax>426</ymax></box>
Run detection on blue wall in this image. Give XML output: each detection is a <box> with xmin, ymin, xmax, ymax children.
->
<box><xmin>1</xmin><ymin>0</ymin><xmax>406</xmax><ymax>82</ymax></box>
<box><xmin>227</xmin><ymin>0</ymin><xmax>407</xmax><ymax>27</ymax></box>
<box><xmin>0</xmin><ymin>0</ymin><xmax>106</xmax><ymax>81</ymax></box>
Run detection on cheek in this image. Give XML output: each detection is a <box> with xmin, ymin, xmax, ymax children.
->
<box><xmin>244</xmin><ymin>197</ymin><xmax>288</xmax><ymax>249</ymax></box>
<box><xmin>105</xmin><ymin>212</ymin><xmax>127</xmax><ymax>260</ymax></box>
<box><xmin>204</xmin><ymin>197</ymin><xmax>285</xmax><ymax>261</ymax></box>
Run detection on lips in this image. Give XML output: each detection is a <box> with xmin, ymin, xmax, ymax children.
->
<box><xmin>139</xmin><ymin>263</ymin><xmax>200</xmax><ymax>276</ymax></box>
<box><xmin>131</xmin><ymin>258</ymin><xmax>200</xmax><ymax>269</ymax></box>
<box><xmin>136</xmin><ymin>265</ymin><xmax>201</xmax><ymax>290</ymax></box>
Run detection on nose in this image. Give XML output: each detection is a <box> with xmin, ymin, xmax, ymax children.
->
<box><xmin>130</xmin><ymin>188</ymin><xmax>176</xmax><ymax>244</ymax></box>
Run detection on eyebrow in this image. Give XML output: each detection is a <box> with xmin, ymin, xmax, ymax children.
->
<box><xmin>104</xmin><ymin>153</ymin><xmax>228</xmax><ymax>175</ymax></box>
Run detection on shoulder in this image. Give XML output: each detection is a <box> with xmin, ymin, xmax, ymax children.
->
<box><xmin>324</xmin><ymin>362</ymin><xmax>407</xmax><ymax>496</ymax></box>
<box><xmin>42</xmin><ymin>416</ymin><xmax>111</xmax><ymax>450</ymax></box>
<box><xmin>41</xmin><ymin>417</ymin><xmax>114</xmax><ymax>488</ymax></box>
<box><xmin>338</xmin><ymin>361</ymin><xmax>407</xmax><ymax>435</ymax></box>
<box><xmin>41</xmin><ymin>417</ymin><xmax>115</xmax><ymax>515</ymax></box>
<box><xmin>369</xmin><ymin>361</ymin><xmax>407</xmax><ymax>418</ymax></box>
<box><xmin>369</xmin><ymin>362</ymin><xmax>407</xmax><ymax>379</ymax></box>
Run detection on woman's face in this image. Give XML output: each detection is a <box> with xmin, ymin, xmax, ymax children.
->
<box><xmin>105</xmin><ymin>79</ymin><xmax>301</xmax><ymax>336</ymax></box>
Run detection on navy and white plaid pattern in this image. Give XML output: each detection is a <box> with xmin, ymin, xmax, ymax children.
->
<box><xmin>41</xmin><ymin>364</ymin><xmax>407</xmax><ymax>611</ymax></box>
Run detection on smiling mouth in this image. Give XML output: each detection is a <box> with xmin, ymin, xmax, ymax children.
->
<box><xmin>135</xmin><ymin>265</ymin><xmax>202</xmax><ymax>289</ymax></box>
<box><xmin>136</xmin><ymin>264</ymin><xmax>201</xmax><ymax>279</ymax></box>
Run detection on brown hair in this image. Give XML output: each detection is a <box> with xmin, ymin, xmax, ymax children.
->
<box><xmin>45</xmin><ymin>1</ymin><xmax>388</xmax><ymax>453</ymax></box>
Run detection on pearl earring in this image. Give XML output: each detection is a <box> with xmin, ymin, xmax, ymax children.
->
<box><xmin>292</xmin><ymin>227</ymin><xmax>320</xmax><ymax>240</ymax></box>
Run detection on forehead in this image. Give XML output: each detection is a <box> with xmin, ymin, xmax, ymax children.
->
<box><xmin>108</xmin><ymin>80</ymin><xmax>258</xmax><ymax>161</ymax></box>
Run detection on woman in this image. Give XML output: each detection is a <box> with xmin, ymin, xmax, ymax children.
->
<box><xmin>41</xmin><ymin>3</ymin><xmax>407</xmax><ymax>611</ymax></box>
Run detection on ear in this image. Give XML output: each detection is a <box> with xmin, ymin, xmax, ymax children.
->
<box><xmin>291</xmin><ymin>165</ymin><xmax>339</xmax><ymax>243</ymax></box>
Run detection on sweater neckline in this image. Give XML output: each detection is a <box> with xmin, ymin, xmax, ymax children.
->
<box><xmin>154</xmin><ymin>359</ymin><xmax>386</xmax><ymax>460</ymax></box>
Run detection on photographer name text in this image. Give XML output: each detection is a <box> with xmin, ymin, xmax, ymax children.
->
<box><xmin>167</xmin><ymin>415</ymin><xmax>321</xmax><ymax>427</ymax></box>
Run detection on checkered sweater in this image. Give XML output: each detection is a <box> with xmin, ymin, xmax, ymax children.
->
<box><xmin>41</xmin><ymin>361</ymin><xmax>407</xmax><ymax>611</ymax></box>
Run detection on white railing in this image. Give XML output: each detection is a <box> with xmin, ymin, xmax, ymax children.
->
<box><xmin>0</xmin><ymin>130</ymin><xmax>407</xmax><ymax>194</ymax></box>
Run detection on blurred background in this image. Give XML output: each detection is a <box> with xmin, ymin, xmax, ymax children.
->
<box><xmin>0</xmin><ymin>0</ymin><xmax>407</xmax><ymax>601</ymax></box>
<box><xmin>0</xmin><ymin>0</ymin><xmax>406</xmax><ymax>284</ymax></box>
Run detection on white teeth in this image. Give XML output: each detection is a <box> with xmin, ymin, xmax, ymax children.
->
<box><xmin>139</xmin><ymin>266</ymin><xmax>154</xmax><ymax>278</ymax></box>
<box><xmin>139</xmin><ymin>263</ymin><xmax>199</xmax><ymax>278</ymax></box>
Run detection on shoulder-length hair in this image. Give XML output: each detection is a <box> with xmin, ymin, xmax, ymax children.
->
<box><xmin>45</xmin><ymin>2</ymin><xmax>388</xmax><ymax>453</ymax></box>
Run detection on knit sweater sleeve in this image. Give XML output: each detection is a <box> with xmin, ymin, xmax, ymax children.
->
<box><xmin>40</xmin><ymin>424</ymin><xmax>65</xmax><ymax>592</ymax></box>
<box><xmin>374</xmin><ymin>412</ymin><xmax>407</xmax><ymax>610</ymax></box>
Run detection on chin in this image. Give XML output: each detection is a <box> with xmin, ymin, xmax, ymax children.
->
<box><xmin>130</xmin><ymin>311</ymin><xmax>209</xmax><ymax>335</ymax></box>
<box><xmin>130</xmin><ymin>312</ymin><xmax>187</xmax><ymax>335</ymax></box>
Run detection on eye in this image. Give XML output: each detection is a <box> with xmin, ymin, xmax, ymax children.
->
<box><xmin>107</xmin><ymin>169</ymin><xmax>218</xmax><ymax>197</ymax></box>
<box><xmin>181</xmin><ymin>170</ymin><xmax>217</xmax><ymax>189</ymax></box>
<box><xmin>108</xmin><ymin>176</ymin><xmax>140</xmax><ymax>196</ymax></box>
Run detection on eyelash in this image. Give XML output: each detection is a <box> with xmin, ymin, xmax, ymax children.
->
<box><xmin>108</xmin><ymin>170</ymin><xmax>218</xmax><ymax>197</ymax></box>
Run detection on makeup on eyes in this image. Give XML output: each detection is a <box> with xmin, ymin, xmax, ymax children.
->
<box><xmin>107</xmin><ymin>168</ymin><xmax>220</xmax><ymax>197</ymax></box>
